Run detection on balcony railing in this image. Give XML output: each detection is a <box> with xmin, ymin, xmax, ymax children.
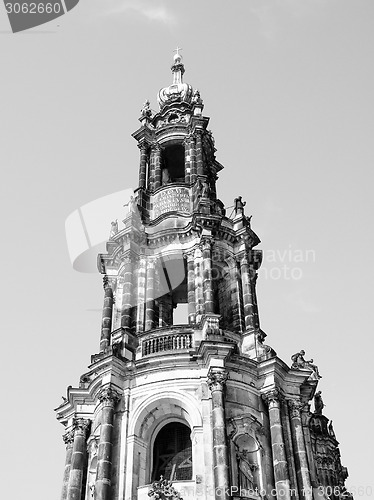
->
<box><xmin>142</xmin><ymin>332</ymin><xmax>193</xmax><ymax>356</ymax></box>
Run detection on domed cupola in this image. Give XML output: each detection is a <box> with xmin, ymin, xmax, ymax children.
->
<box><xmin>157</xmin><ymin>51</ymin><xmax>194</xmax><ymax>109</ymax></box>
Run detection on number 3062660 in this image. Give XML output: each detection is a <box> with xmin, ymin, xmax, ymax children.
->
<box><xmin>5</xmin><ymin>2</ymin><xmax>62</xmax><ymax>14</ymax></box>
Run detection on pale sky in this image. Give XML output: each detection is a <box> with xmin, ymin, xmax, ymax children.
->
<box><xmin>0</xmin><ymin>1</ymin><xmax>373</xmax><ymax>499</ymax></box>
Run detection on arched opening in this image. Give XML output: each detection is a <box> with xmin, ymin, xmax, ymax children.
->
<box><xmin>161</xmin><ymin>144</ymin><xmax>185</xmax><ymax>184</ymax></box>
<box><xmin>152</xmin><ymin>422</ymin><xmax>192</xmax><ymax>481</ymax></box>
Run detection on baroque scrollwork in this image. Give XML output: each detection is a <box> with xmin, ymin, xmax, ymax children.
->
<box><xmin>148</xmin><ymin>477</ymin><xmax>183</xmax><ymax>500</ymax></box>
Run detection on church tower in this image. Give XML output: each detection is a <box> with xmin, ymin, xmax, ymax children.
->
<box><xmin>56</xmin><ymin>53</ymin><xmax>353</xmax><ymax>500</ymax></box>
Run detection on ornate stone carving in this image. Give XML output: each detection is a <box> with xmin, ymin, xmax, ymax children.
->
<box><xmin>207</xmin><ymin>368</ymin><xmax>228</xmax><ymax>391</ymax></box>
<box><xmin>288</xmin><ymin>399</ymin><xmax>302</xmax><ymax>418</ymax></box>
<box><xmin>314</xmin><ymin>391</ymin><xmax>325</xmax><ymax>415</ymax></box>
<box><xmin>261</xmin><ymin>389</ymin><xmax>281</xmax><ymax>407</ymax></box>
<box><xmin>73</xmin><ymin>418</ymin><xmax>91</xmax><ymax>436</ymax></box>
<box><xmin>110</xmin><ymin>220</ymin><xmax>118</xmax><ymax>238</ymax></box>
<box><xmin>234</xmin><ymin>196</ymin><xmax>246</xmax><ymax>215</ymax></box>
<box><xmin>98</xmin><ymin>386</ymin><xmax>121</xmax><ymax>406</ymax></box>
<box><xmin>291</xmin><ymin>350</ymin><xmax>321</xmax><ymax>379</ymax></box>
<box><xmin>62</xmin><ymin>429</ymin><xmax>74</xmax><ymax>446</ymax></box>
<box><xmin>140</xmin><ymin>99</ymin><xmax>152</xmax><ymax>118</ymax></box>
<box><xmin>148</xmin><ymin>477</ymin><xmax>183</xmax><ymax>500</ymax></box>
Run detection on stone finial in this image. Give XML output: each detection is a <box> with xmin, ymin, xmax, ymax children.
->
<box><xmin>148</xmin><ymin>477</ymin><xmax>183</xmax><ymax>500</ymax></box>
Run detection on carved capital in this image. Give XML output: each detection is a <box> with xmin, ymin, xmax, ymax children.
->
<box><xmin>98</xmin><ymin>386</ymin><xmax>121</xmax><ymax>407</ymax></box>
<box><xmin>200</xmin><ymin>236</ymin><xmax>213</xmax><ymax>250</ymax></box>
<box><xmin>150</xmin><ymin>142</ymin><xmax>161</xmax><ymax>153</ymax></box>
<box><xmin>62</xmin><ymin>429</ymin><xmax>75</xmax><ymax>447</ymax></box>
<box><xmin>262</xmin><ymin>389</ymin><xmax>281</xmax><ymax>407</ymax></box>
<box><xmin>288</xmin><ymin>399</ymin><xmax>302</xmax><ymax>418</ymax></box>
<box><xmin>207</xmin><ymin>368</ymin><xmax>228</xmax><ymax>391</ymax></box>
<box><xmin>73</xmin><ymin>418</ymin><xmax>91</xmax><ymax>436</ymax></box>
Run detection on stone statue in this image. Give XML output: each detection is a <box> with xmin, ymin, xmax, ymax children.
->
<box><xmin>110</xmin><ymin>219</ymin><xmax>118</xmax><ymax>237</ymax></box>
<box><xmin>291</xmin><ymin>350</ymin><xmax>320</xmax><ymax>376</ymax></box>
<box><xmin>234</xmin><ymin>196</ymin><xmax>246</xmax><ymax>215</ymax></box>
<box><xmin>314</xmin><ymin>391</ymin><xmax>325</xmax><ymax>415</ymax></box>
<box><xmin>162</xmin><ymin>168</ymin><xmax>171</xmax><ymax>184</ymax></box>
<box><xmin>291</xmin><ymin>350</ymin><xmax>321</xmax><ymax>379</ymax></box>
<box><xmin>201</xmin><ymin>181</ymin><xmax>210</xmax><ymax>198</ymax></box>
<box><xmin>124</xmin><ymin>195</ymin><xmax>137</xmax><ymax>214</ymax></box>
<box><xmin>141</xmin><ymin>99</ymin><xmax>152</xmax><ymax>118</ymax></box>
<box><xmin>328</xmin><ymin>420</ymin><xmax>336</xmax><ymax>439</ymax></box>
<box><xmin>236</xmin><ymin>450</ymin><xmax>256</xmax><ymax>491</ymax></box>
<box><xmin>192</xmin><ymin>89</ymin><xmax>203</xmax><ymax>105</ymax></box>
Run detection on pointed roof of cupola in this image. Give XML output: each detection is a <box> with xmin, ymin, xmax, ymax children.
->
<box><xmin>157</xmin><ymin>49</ymin><xmax>194</xmax><ymax>109</ymax></box>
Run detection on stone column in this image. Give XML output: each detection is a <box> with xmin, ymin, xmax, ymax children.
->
<box><xmin>288</xmin><ymin>400</ymin><xmax>313</xmax><ymax>500</ymax></box>
<box><xmin>194</xmin><ymin>248</ymin><xmax>204</xmax><ymax>320</ymax></box>
<box><xmin>240</xmin><ymin>252</ymin><xmax>256</xmax><ymax>330</ymax></box>
<box><xmin>95</xmin><ymin>387</ymin><xmax>120</xmax><ymax>500</ymax></box>
<box><xmin>196</xmin><ymin>130</ymin><xmax>204</xmax><ymax>176</ymax></box>
<box><xmin>262</xmin><ymin>391</ymin><xmax>291</xmax><ymax>500</ymax></box>
<box><xmin>184</xmin><ymin>135</ymin><xmax>192</xmax><ymax>184</ymax></box>
<box><xmin>61</xmin><ymin>430</ymin><xmax>74</xmax><ymax>500</ymax></box>
<box><xmin>120</xmin><ymin>257</ymin><xmax>133</xmax><ymax>330</ymax></box>
<box><xmin>138</xmin><ymin>143</ymin><xmax>147</xmax><ymax>189</ymax></box>
<box><xmin>136</xmin><ymin>257</ymin><xmax>146</xmax><ymax>333</ymax></box>
<box><xmin>300</xmin><ymin>402</ymin><xmax>318</xmax><ymax>488</ymax></box>
<box><xmin>201</xmin><ymin>238</ymin><xmax>214</xmax><ymax>314</ymax></box>
<box><xmin>100</xmin><ymin>276</ymin><xmax>114</xmax><ymax>352</ymax></box>
<box><xmin>280</xmin><ymin>401</ymin><xmax>299</xmax><ymax>500</ymax></box>
<box><xmin>148</xmin><ymin>144</ymin><xmax>158</xmax><ymax>191</ymax></box>
<box><xmin>207</xmin><ymin>368</ymin><xmax>230</xmax><ymax>500</ymax></box>
<box><xmin>67</xmin><ymin>418</ymin><xmax>91</xmax><ymax>500</ymax></box>
<box><xmin>186</xmin><ymin>253</ymin><xmax>196</xmax><ymax>324</ymax></box>
<box><xmin>153</xmin><ymin>144</ymin><xmax>162</xmax><ymax>190</ymax></box>
<box><xmin>233</xmin><ymin>260</ymin><xmax>245</xmax><ymax>333</ymax></box>
<box><xmin>145</xmin><ymin>258</ymin><xmax>155</xmax><ymax>331</ymax></box>
<box><xmin>190</xmin><ymin>135</ymin><xmax>197</xmax><ymax>184</ymax></box>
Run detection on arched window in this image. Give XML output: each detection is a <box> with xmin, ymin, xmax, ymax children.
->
<box><xmin>152</xmin><ymin>422</ymin><xmax>192</xmax><ymax>481</ymax></box>
<box><xmin>161</xmin><ymin>144</ymin><xmax>185</xmax><ymax>184</ymax></box>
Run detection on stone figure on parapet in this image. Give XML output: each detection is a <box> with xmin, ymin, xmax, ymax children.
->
<box><xmin>124</xmin><ymin>195</ymin><xmax>137</xmax><ymax>214</ymax></box>
<box><xmin>291</xmin><ymin>350</ymin><xmax>322</xmax><ymax>379</ymax></box>
<box><xmin>328</xmin><ymin>420</ymin><xmax>336</xmax><ymax>439</ymax></box>
<box><xmin>314</xmin><ymin>391</ymin><xmax>325</xmax><ymax>414</ymax></box>
<box><xmin>140</xmin><ymin>99</ymin><xmax>152</xmax><ymax>118</ymax></box>
<box><xmin>196</xmin><ymin>178</ymin><xmax>210</xmax><ymax>200</ymax></box>
<box><xmin>234</xmin><ymin>196</ymin><xmax>246</xmax><ymax>215</ymax></box>
<box><xmin>110</xmin><ymin>219</ymin><xmax>118</xmax><ymax>238</ymax></box>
